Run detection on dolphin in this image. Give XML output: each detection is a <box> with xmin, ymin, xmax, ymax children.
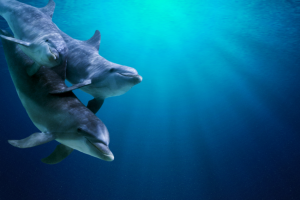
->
<box><xmin>53</xmin><ymin>28</ymin><xmax>143</xmax><ymax>114</ymax></box>
<box><xmin>0</xmin><ymin>29</ymin><xmax>114</xmax><ymax>164</ymax></box>
<box><xmin>0</xmin><ymin>0</ymin><xmax>91</xmax><ymax>92</ymax></box>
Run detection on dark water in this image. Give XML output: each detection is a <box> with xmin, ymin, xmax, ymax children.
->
<box><xmin>1</xmin><ymin>0</ymin><xmax>300</xmax><ymax>199</ymax></box>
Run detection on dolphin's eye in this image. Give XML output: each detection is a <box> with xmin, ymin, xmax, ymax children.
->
<box><xmin>77</xmin><ymin>128</ymin><xmax>83</xmax><ymax>132</ymax></box>
<box><xmin>45</xmin><ymin>39</ymin><xmax>49</xmax><ymax>42</ymax></box>
<box><xmin>109</xmin><ymin>68</ymin><xmax>115</xmax><ymax>73</ymax></box>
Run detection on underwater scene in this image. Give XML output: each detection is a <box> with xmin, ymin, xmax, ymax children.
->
<box><xmin>0</xmin><ymin>0</ymin><xmax>300</xmax><ymax>199</ymax></box>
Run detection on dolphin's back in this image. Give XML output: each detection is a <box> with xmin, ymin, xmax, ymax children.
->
<box><xmin>57</xmin><ymin>29</ymin><xmax>103</xmax><ymax>82</ymax></box>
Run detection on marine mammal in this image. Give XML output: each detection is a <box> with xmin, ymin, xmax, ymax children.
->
<box><xmin>0</xmin><ymin>0</ymin><xmax>91</xmax><ymax>92</ymax></box>
<box><xmin>0</xmin><ymin>29</ymin><xmax>114</xmax><ymax>164</ymax></box>
<box><xmin>0</xmin><ymin>0</ymin><xmax>65</xmax><ymax>76</ymax></box>
<box><xmin>55</xmin><ymin>29</ymin><xmax>143</xmax><ymax>114</ymax></box>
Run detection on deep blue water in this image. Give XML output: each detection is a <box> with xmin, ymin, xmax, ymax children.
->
<box><xmin>1</xmin><ymin>0</ymin><xmax>300</xmax><ymax>199</ymax></box>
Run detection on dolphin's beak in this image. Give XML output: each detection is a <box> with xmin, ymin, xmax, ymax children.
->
<box><xmin>48</xmin><ymin>46</ymin><xmax>59</xmax><ymax>62</ymax></box>
<box><xmin>90</xmin><ymin>141</ymin><xmax>114</xmax><ymax>161</ymax></box>
<box><xmin>48</xmin><ymin>53</ymin><xmax>57</xmax><ymax>61</ymax></box>
<box><xmin>136</xmin><ymin>75</ymin><xmax>143</xmax><ymax>83</ymax></box>
<box><xmin>119</xmin><ymin>73</ymin><xmax>143</xmax><ymax>84</ymax></box>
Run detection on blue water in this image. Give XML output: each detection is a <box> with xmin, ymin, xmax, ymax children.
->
<box><xmin>1</xmin><ymin>0</ymin><xmax>300</xmax><ymax>199</ymax></box>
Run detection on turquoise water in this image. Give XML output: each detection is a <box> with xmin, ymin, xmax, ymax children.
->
<box><xmin>1</xmin><ymin>0</ymin><xmax>300</xmax><ymax>199</ymax></box>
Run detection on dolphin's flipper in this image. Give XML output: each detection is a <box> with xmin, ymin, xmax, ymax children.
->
<box><xmin>39</xmin><ymin>0</ymin><xmax>56</xmax><ymax>18</ymax></box>
<box><xmin>8</xmin><ymin>132</ymin><xmax>55</xmax><ymax>148</ymax></box>
<box><xmin>84</xmin><ymin>30</ymin><xmax>101</xmax><ymax>51</ymax></box>
<box><xmin>87</xmin><ymin>98</ymin><xmax>104</xmax><ymax>114</ymax></box>
<box><xmin>49</xmin><ymin>79</ymin><xmax>92</xmax><ymax>94</ymax></box>
<box><xmin>26</xmin><ymin>62</ymin><xmax>41</xmax><ymax>76</ymax></box>
<box><xmin>41</xmin><ymin>144</ymin><xmax>73</xmax><ymax>164</ymax></box>
<box><xmin>0</xmin><ymin>35</ymin><xmax>31</xmax><ymax>47</ymax></box>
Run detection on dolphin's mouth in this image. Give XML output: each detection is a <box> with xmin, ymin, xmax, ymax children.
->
<box><xmin>49</xmin><ymin>49</ymin><xmax>56</xmax><ymax>60</ymax></box>
<box><xmin>48</xmin><ymin>45</ymin><xmax>59</xmax><ymax>61</ymax></box>
<box><xmin>87</xmin><ymin>139</ymin><xmax>114</xmax><ymax>160</ymax></box>
<box><xmin>119</xmin><ymin>73</ymin><xmax>143</xmax><ymax>83</ymax></box>
<box><xmin>118</xmin><ymin>73</ymin><xmax>140</xmax><ymax>78</ymax></box>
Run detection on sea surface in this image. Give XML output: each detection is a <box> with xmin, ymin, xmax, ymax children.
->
<box><xmin>1</xmin><ymin>0</ymin><xmax>300</xmax><ymax>199</ymax></box>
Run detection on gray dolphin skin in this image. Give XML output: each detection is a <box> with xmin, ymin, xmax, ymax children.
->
<box><xmin>0</xmin><ymin>0</ymin><xmax>66</xmax><ymax>77</ymax></box>
<box><xmin>0</xmin><ymin>0</ymin><xmax>92</xmax><ymax>92</ymax></box>
<box><xmin>0</xmin><ymin>30</ymin><xmax>114</xmax><ymax>164</ymax></box>
<box><xmin>56</xmin><ymin>28</ymin><xmax>143</xmax><ymax>114</ymax></box>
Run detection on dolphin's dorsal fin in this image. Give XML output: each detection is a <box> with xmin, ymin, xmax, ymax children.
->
<box><xmin>40</xmin><ymin>0</ymin><xmax>56</xmax><ymax>18</ymax></box>
<box><xmin>84</xmin><ymin>30</ymin><xmax>101</xmax><ymax>50</ymax></box>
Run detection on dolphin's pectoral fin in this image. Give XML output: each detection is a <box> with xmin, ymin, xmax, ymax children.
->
<box><xmin>40</xmin><ymin>0</ymin><xmax>56</xmax><ymax>19</ymax></box>
<box><xmin>26</xmin><ymin>62</ymin><xmax>41</xmax><ymax>76</ymax></box>
<box><xmin>87</xmin><ymin>98</ymin><xmax>104</xmax><ymax>114</ymax></box>
<box><xmin>49</xmin><ymin>79</ymin><xmax>92</xmax><ymax>94</ymax></box>
<box><xmin>0</xmin><ymin>29</ymin><xmax>30</xmax><ymax>47</ymax></box>
<box><xmin>84</xmin><ymin>30</ymin><xmax>101</xmax><ymax>51</ymax></box>
<box><xmin>0</xmin><ymin>35</ymin><xmax>31</xmax><ymax>47</ymax></box>
<box><xmin>41</xmin><ymin>144</ymin><xmax>73</xmax><ymax>165</ymax></box>
<box><xmin>8</xmin><ymin>132</ymin><xmax>55</xmax><ymax>148</ymax></box>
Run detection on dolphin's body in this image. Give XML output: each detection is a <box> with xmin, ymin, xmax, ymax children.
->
<box><xmin>56</xmin><ymin>29</ymin><xmax>143</xmax><ymax>113</ymax></box>
<box><xmin>0</xmin><ymin>30</ymin><xmax>114</xmax><ymax>164</ymax></box>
